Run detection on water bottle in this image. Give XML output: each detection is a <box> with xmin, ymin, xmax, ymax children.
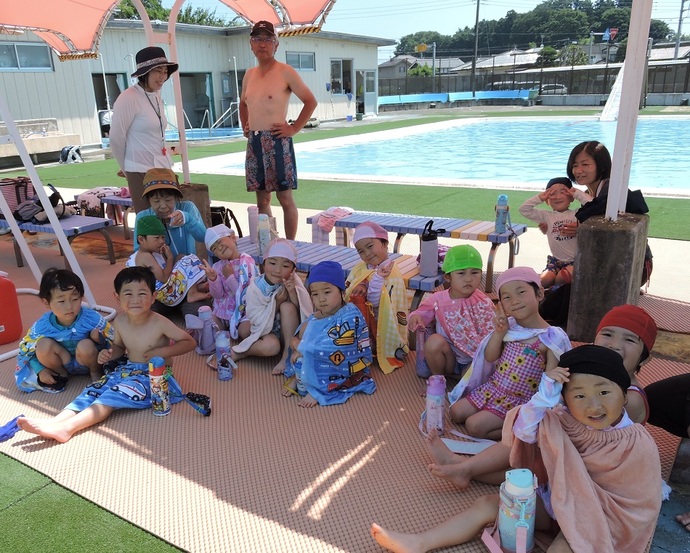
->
<box><xmin>148</xmin><ymin>356</ymin><xmax>171</xmax><ymax>416</ymax></box>
<box><xmin>419</xmin><ymin>220</ymin><xmax>445</xmax><ymax>277</ymax></box>
<box><xmin>215</xmin><ymin>330</ymin><xmax>233</xmax><ymax>381</ymax></box>
<box><xmin>425</xmin><ymin>374</ymin><xmax>446</xmax><ymax>434</ymax></box>
<box><xmin>495</xmin><ymin>194</ymin><xmax>509</xmax><ymax>233</ymax></box>
<box><xmin>257</xmin><ymin>213</ymin><xmax>271</xmax><ymax>257</ymax></box>
<box><xmin>498</xmin><ymin>469</ymin><xmax>537</xmax><ymax>553</ymax></box>
<box><xmin>196</xmin><ymin>305</ymin><xmax>216</xmax><ymax>355</ymax></box>
<box><xmin>0</xmin><ymin>271</ymin><xmax>23</xmax><ymax>346</ymax></box>
<box><xmin>248</xmin><ymin>205</ymin><xmax>259</xmax><ymax>244</ymax></box>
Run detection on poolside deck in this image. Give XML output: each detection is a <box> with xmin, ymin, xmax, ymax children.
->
<box><xmin>1</xmin><ymin>200</ymin><xmax>689</xmax><ymax>552</ymax></box>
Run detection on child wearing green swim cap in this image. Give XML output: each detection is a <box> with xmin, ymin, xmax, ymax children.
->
<box><xmin>408</xmin><ymin>245</ymin><xmax>495</xmax><ymax>378</ymax></box>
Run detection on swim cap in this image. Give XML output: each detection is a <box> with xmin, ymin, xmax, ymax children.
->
<box><xmin>596</xmin><ymin>304</ymin><xmax>657</xmax><ymax>353</ymax></box>
<box><xmin>495</xmin><ymin>266</ymin><xmax>541</xmax><ymax>292</ymax></box>
<box><xmin>558</xmin><ymin>344</ymin><xmax>630</xmax><ymax>393</ymax></box>
<box><xmin>265</xmin><ymin>238</ymin><xmax>297</xmax><ymax>263</ymax></box>
<box><xmin>136</xmin><ymin>215</ymin><xmax>166</xmax><ymax>236</ymax></box>
<box><xmin>441</xmin><ymin>245</ymin><xmax>483</xmax><ymax>273</ymax></box>
<box><xmin>308</xmin><ymin>260</ymin><xmax>346</xmax><ymax>290</ymax></box>
<box><xmin>205</xmin><ymin>224</ymin><xmax>235</xmax><ymax>251</ymax></box>
<box><xmin>353</xmin><ymin>222</ymin><xmax>388</xmax><ymax>245</ymax></box>
<box><xmin>546</xmin><ymin>177</ymin><xmax>572</xmax><ymax>190</ymax></box>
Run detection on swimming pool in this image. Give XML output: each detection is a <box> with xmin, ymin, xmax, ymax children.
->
<box><xmin>165</xmin><ymin>127</ymin><xmax>243</xmax><ymax>141</ymax></box>
<box><xmin>183</xmin><ymin>117</ymin><xmax>690</xmax><ymax>197</ymax></box>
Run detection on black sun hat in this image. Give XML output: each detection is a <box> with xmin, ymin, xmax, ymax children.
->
<box><xmin>131</xmin><ymin>46</ymin><xmax>179</xmax><ymax>78</ymax></box>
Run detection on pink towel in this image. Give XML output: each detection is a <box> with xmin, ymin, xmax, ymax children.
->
<box><xmin>317</xmin><ymin>207</ymin><xmax>353</xmax><ymax>232</ymax></box>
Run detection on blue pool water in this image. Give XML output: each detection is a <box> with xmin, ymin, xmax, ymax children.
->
<box><xmin>165</xmin><ymin>127</ymin><xmax>243</xmax><ymax>141</ymax></box>
<box><xmin>294</xmin><ymin>117</ymin><xmax>689</xmax><ymax>194</ymax></box>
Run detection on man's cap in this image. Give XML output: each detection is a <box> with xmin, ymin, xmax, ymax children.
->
<box><xmin>251</xmin><ymin>21</ymin><xmax>276</xmax><ymax>37</ymax></box>
<box><xmin>142</xmin><ymin>168</ymin><xmax>182</xmax><ymax>199</ymax></box>
<box><xmin>136</xmin><ymin>215</ymin><xmax>166</xmax><ymax>236</ymax></box>
<box><xmin>353</xmin><ymin>221</ymin><xmax>388</xmax><ymax>245</ymax></box>
<box><xmin>131</xmin><ymin>46</ymin><xmax>178</xmax><ymax>78</ymax></box>
<box><xmin>495</xmin><ymin>266</ymin><xmax>542</xmax><ymax>292</ymax></box>
<box><xmin>308</xmin><ymin>261</ymin><xmax>346</xmax><ymax>290</ymax></box>
<box><xmin>205</xmin><ymin>224</ymin><xmax>235</xmax><ymax>251</ymax></box>
<box><xmin>558</xmin><ymin>344</ymin><xmax>631</xmax><ymax>393</ymax></box>
<box><xmin>596</xmin><ymin>304</ymin><xmax>657</xmax><ymax>353</ymax></box>
<box><xmin>546</xmin><ymin>177</ymin><xmax>572</xmax><ymax>190</ymax></box>
<box><xmin>265</xmin><ymin>239</ymin><xmax>297</xmax><ymax>263</ymax></box>
<box><xmin>442</xmin><ymin>245</ymin><xmax>483</xmax><ymax>273</ymax></box>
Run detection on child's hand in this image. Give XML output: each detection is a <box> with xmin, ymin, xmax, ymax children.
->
<box><xmin>493</xmin><ymin>304</ymin><xmax>510</xmax><ymax>334</ymax></box>
<box><xmin>408</xmin><ymin>314</ymin><xmax>425</xmax><ymax>332</ymax></box>
<box><xmin>538</xmin><ymin>222</ymin><xmax>548</xmax><ymax>235</ymax></box>
<box><xmin>546</xmin><ymin>365</ymin><xmax>570</xmax><ymax>384</ymax></box>
<box><xmin>160</xmin><ymin>244</ymin><xmax>173</xmax><ymax>260</ymax></box>
<box><xmin>169</xmin><ymin>210</ymin><xmax>184</xmax><ymax>227</ymax></box>
<box><xmin>290</xmin><ymin>348</ymin><xmax>302</xmax><ymax>364</ymax></box>
<box><xmin>377</xmin><ymin>259</ymin><xmax>394</xmax><ymax>278</ymax></box>
<box><xmin>560</xmin><ymin>221</ymin><xmax>578</xmax><ymax>237</ymax></box>
<box><xmin>201</xmin><ymin>259</ymin><xmax>218</xmax><ymax>281</ymax></box>
<box><xmin>283</xmin><ymin>272</ymin><xmax>297</xmax><ymax>294</ymax></box>
<box><xmin>538</xmin><ymin>189</ymin><xmax>551</xmax><ymax>202</ymax></box>
<box><xmin>98</xmin><ymin>348</ymin><xmax>113</xmax><ymax>365</ymax></box>
<box><xmin>350</xmin><ymin>283</ymin><xmax>368</xmax><ymax>297</ymax></box>
<box><xmin>221</xmin><ymin>262</ymin><xmax>234</xmax><ymax>279</ymax></box>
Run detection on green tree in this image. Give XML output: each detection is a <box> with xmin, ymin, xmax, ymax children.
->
<box><xmin>115</xmin><ymin>0</ymin><xmax>232</xmax><ymax>27</ymax></box>
<box><xmin>649</xmin><ymin>20</ymin><xmax>673</xmax><ymax>42</ymax></box>
<box><xmin>115</xmin><ymin>0</ymin><xmax>168</xmax><ymax>21</ymax></box>
<box><xmin>560</xmin><ymin>44</ymin><xmax>589</xmax><ymax>66</ymax></box>
<box><xmin>178</xmin><ymin>5</ymin><xmax>228</xmax><ymax>26</ymax></box>
<box><xmin>408</xmin><ymin>65</ymin><xmax>432</xmax><ymax>77</ymax></box>
<box><xmin>536</xmin><ymin>46</ymin><xmax>560</xmax><ymax>67</ymax></box>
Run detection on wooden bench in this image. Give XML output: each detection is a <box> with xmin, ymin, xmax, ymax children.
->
<box><xmin>236</xmin><ymin>236</ymin><xmax>443</xmax><ymax>312</ymax></box>
<box><xmin>306</xmin><ymin>211</ymin><xmax>527</xmax><ymax>293</ymax></box>
<box><xmin>0</xmin><ymin>214</ymin><xmax>115</xmax><ymax>267</ymax></box>
<box><xmin>100</xmin><ymin>196</ymin><xmax>134</xmax><ymax>239</ymax></box>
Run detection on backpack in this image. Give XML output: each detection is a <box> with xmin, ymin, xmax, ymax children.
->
<box><xmin>210</xmin><ymin>205</ymin><xmax>243</xmax><ymax>237</ymax></box>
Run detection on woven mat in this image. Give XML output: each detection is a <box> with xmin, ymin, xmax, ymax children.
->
<box><xmin>639</xmin><ymin>294</ymin><xmax>690</xmax><ymax>334</ymax></box>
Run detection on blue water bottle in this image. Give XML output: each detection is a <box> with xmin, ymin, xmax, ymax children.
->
<box><xmin>498</xmin><ymin>469</ymin><xmax>536</xmax><ymax>553</ymax></box>
<box><xmin>215</xmin><ymin>330</ymin><xmax>233</xmax><ymax>381</ymax></box>
<box><xmin>495</xmin><ymin>194</ymin><xmax>509</xmax><ymax>233</ymax></box>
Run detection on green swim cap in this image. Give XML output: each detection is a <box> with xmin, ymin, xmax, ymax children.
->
<box><xmin>441</xmin><ymin>245</ymin><xmax>483</xmax><ymax>273</ymax></box>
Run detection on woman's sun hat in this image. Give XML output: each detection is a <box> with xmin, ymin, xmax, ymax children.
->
<box><xmin>142</xmin><ymin>168</ymin><xmax>183</xmax><ymax>198</ymax></box>
<box><xmin>131</xmin><ymin>46</ymin><xmax>179</xmax><ymax>78</ymax></box>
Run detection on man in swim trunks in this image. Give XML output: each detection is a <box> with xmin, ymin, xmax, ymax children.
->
<box><xmin>240</xmin><ymin>20</ymin><xmax>317</xmax><ymax>240</ymax></box>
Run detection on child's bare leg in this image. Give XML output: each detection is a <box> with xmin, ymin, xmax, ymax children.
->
<box><xmin>35</xmin><ymin>338</ymin><xmax>71</xmax><ymax>383</ymax></box>
<box><xmin>428</xmin><ymin>441</ymin><xmax>510</xmax><ymax>489</ymax></box>
<box><xmin>298</xmin><ymin>393</ymin><xmax>318</xmax><ymax>408</ymax></box>
<box><xmin>237</xmin><ymin>320</ymin><xmax>251</xmax><ymax>340</ymax></box>
<box><xmin>273</xmin><ymin>302</ymin><xmax>299</xmax><ymax>375</ymax></box>
<box><xmin>424</xmin><ymin>428</ymin><xmax>458</xmax><ymax>465</ymax></box>
<box><xmin>186</xmin><ymin>283</ymin><xmax>211</xmax><ymax>304</ymax></box>
<box><xmin>464</xmin><ymin>410</ymin><xmax>504</xmax><ymax>441</ymax></box>
<box><xmin>18</xmin><ymin>405</ymin><xmax>114</xmax><ymax>443</ymax></box>
<box><xmin>236</xmin><ymin>334</ymin><xmax>281</xmax><ymax>363</ymax></box>
<box><xmin>370</xmin><ymin>493</ymin><xmax>499</xmax><ymax>553</ymax></box>
<box><xmin>449</xmin><ymin>397</ymin><xmax>478</xmax><ymax>425</ymax></box>
<box><xmin>540</xmin><ymin>269</ymin><xmax>556</xmax><ymax>288</ymax></box>
<box><xmin>76</xmin><ymin>338</ymin><xmax>101</xmax><ymax>381</ymax></box>
<box><xmin>547</xmin><ymin>531</ymin><xmax>573</xmax><ymax>553</ymax></box>
<box><xmin>424</xmin><ymin>334</ymin><xmax>456</xmax><ymax>375</ymax></box>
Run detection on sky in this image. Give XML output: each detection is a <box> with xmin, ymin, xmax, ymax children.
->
<box><xmin>163</xmin><ymin>0</ymin><xmax>683</xmax><ymax>63</ymax></box>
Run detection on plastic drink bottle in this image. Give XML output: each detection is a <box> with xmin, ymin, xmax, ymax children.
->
<box><xmin>247</xmin><ymin>205</ymin><xmax>259</xmax><ymax>244</ymax></box>
<box><xmin>0</xmin><ymin>271</ymin><xmax>22</xmax><ymax>346</ymax></box>
<box><xmin>419</xmin><ymin>220</ymin><xmax>445</xmax><ymax>277</ymax></box>
<box><xmin>257</xmin><ymin>213</ymin><xmax>271</xmax><ymax>257</ymax></box>
<box><xmin>498</xmin><ymin>469</ymin><xmax>536</xmax><ymax>553</ymax></box>
<box><xmin>196</xmin><ymin>305</ymin><xmax>216</xmax><ymax>355</ymax></box>
<box><xmin>148</xmin><ymin>356</ymin><xmax>171</xmax><ymax>416</ymax></box>
<box><xmin>216</xmin><ymin>330</ymin><xmax>233</xmax><ymax>381</ymax></box>
<box><xmin>425</xmin><ymin>374</ymin><xmax>446</xmax><ymax>434</ymax></box>
<box><xmin>495</xmin><ymin>194</ymin><xmax>509</xmax><ymax>233</ymax></box>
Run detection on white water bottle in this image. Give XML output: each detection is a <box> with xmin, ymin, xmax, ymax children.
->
<box><xmin>495</xmin><ymin>194</ymin><xmax>509</xmax><ymax>233</ymax></box>
<box><xmin>196</xmin><ymin>305</ymin><xmax>216</xmax><ymax>355</ymax></box>
<box><xmin>248</xmin><ymin>206</ymin><xmax>259</xmax><ymax>244</ymax></box>
<box><xmin>216</xmin><ymin>331</ymin><xmax>233</xmax><ymax>381</ymax></box>
<box><xmin>420</xmin><ymin>220</ymin><xmax>444</xmax><ymax>277</ymax></box>
<box><xmin>498</xmin><ymin>469</ymin><xmax>536</xmax><ymax>553</ymax></box>
<box><xmin>425</xmin><ymin>374</ymin><xmax>446</xmax><ymax>434</ymax></box>
<box><xmin>257</xmin><ymin>213</ymin><xmax>271</xmax><ymax>257</ymax></box>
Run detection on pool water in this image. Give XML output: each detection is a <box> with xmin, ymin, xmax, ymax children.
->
<box><xmin>165</xmin><ymin>127</ymin><xmax>243</xmax><ymax>141</ymax></box>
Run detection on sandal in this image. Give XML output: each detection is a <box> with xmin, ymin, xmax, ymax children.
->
<box><xmin>282</xmin><ymin>375</ymin><xmax>299</xmax><ymax>396</ymax></box>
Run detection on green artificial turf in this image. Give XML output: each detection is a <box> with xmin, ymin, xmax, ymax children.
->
<box><xmin>1</xmin><ymin>109</ymin><xmax>687</xmax><ymax>240</ymax></box>
<box><xmin>0</xmin><ymin>453</ymin><xmax>181</xmax><ymax>552</ymax></box>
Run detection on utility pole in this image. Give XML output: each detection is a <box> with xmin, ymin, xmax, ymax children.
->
<box><xmin>432</xmin><ymin>42</ymin><xmax>437</xmax><ymax>93</ymax></box>
<box><xmin>675</xmin><ymin>0</ymin><xmax>687</xmax><ymax>59</ymax></box>
<box><xmin>470</xmin><ymin>0</ymin><xmax>480</xmax><ymax>97</ymax></box>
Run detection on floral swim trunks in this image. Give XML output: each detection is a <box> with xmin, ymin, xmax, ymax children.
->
<box><xmin>245</xmin><ymin>130</ymin><xmax>297</xmax><ymax>192</ymax></box>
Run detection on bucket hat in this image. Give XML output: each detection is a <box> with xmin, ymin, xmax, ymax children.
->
<box><xmin>131</xmin><ymin>46</ymin><xmax>179</xmax><ymax>78</ymax></box>
<box><xmin>142</xmin><ymin>168</ymin><xmax>183</xmax><ymax>199</ymax></box>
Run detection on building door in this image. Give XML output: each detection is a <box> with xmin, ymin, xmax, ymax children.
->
<box><xmin>180</xmin><ymin>73</ymin><xmax>214</xmax><ymax>128</ymax></box>
<box><xmin>363</xmin><ymin>70</ymin><xmax>377</xmax><ymax>115</ymax></box>
<box><xmin>92</xmin><ymin>73</ymin><xmax>126</xmax><ymax>138</ymax></box>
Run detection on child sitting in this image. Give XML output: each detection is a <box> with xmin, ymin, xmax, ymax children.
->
<box><xmin>345</xmin><ymin>221</ymin><xmax>408</xmax><ymax>374</ymax></box>
<box><xmin>371</xmin><ymin>345</ymin><xmax>662</xmax><ymax>552</ymax></box>
<box><xmin>16</xmin><ymin>267</ymin><xmax>197</xmax><ymax>443</ymax></box>
<box><xmin>448</xmin><ymin>266</ymin><xmax>570</xmax><ymax>440</ymax></box>
<box><xmin>126</xmin><ymin>215</ymin><xmax>210</xmax><ymax>312</ymax></box>
<box><xmin>283</xmin><ymin>260</ymin><xmax>375</xmax><ymax>407</ymax></box>
<box><xmin>518</xmin><ymin>177</ymin><xmax>592</xmax><ymax>287</ymax></box>
<box><xmin>201</xmin><ymin>224</ymin><xmax>258</xmax><ymax>339</ymax></box>
<box><xmin>15</xmin><ymin>268</ymin><xmax>114</xmax><ymax>393</ymax></box>
<box><xmin>408</xmin><ymin>245</ymin><xmax>494</xmax><ymax>378</ymax></box>
<box><xmin>232</xmin><ymin>239</ymin><xmax>312</xmax><ymax>375</ymax></box>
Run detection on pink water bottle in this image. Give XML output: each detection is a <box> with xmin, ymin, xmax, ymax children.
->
<box><xmin>425</xmin><ymin>374</ymin><xmax>446</xmax><ymax>434</ymax></box>
<box><xmin>248</xmin><ymin>205</ymin><xmax>259</xmax><ymax>244</ymax></box>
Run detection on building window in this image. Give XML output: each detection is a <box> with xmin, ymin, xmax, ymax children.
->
<box><xmin>330</xmin><ymin>59</ymin><xmax>353</xmax><ymax>94</ymax></box>
<box><xmin>0</xmin><ymin>42</ymin><xmax>53</xmax><ymax>71</ymax></box>
<box><xmin>286</xmin><ymin>52</ymin><xmax>315</xmax><ymax>71</ymax></box>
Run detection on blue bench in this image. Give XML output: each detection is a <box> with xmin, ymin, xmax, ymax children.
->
<box><xmin>0</xmin><ymin>214</ymin><xmax>115</xmax><ymax>267</ymax></box>
<box><xmin>306</xmin><ymin>211</ymin><xmax>527</xmax><ymax>293</ymax></box>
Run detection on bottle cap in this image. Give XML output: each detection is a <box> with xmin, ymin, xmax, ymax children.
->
<box><xmin>427</xmin><ymin>374</ymin><xmax>446</xmax><ymax>395</ymax></box>
<box><xmin>504</xmin><ymin>469</ymin><xmax>535</xmax><ymax>496</ymax></box>
<box><xmin>148</xmin><ymin>356</ymin><xmax>166</xmax><ymax>376</ymax></box>
<box><xmin>198</xmin><ymin>305</ymin><xmax>212</xmax><ymax>319</ymax></box>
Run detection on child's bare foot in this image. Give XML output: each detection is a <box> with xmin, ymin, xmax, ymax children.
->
<box><xmin>676</xmin><ymin>512</ymin><xmax>690</xmax><ymax>531</ymax></box>
<box><xmin>17</xmin><ymin>417</ymin><xmax>73</xmax><ymax>443</ymax></box>
<box><xmin>424</xmin><ymin>428</ymin><xmax>460</xmax><ymax>465</ymax></box>
<box><xmin>428</xmin><ymin>461</ymin><xmax>472</xmax><ymax>489</ymax></box>
<box><xmin>272</xmin><ymin>358</ymin><xmax>287</xmax><ymax>375</ymax></box>
<box><xmin>187</xmin><ymin>289</ymin><xmax>211</xmax><ymax>303</ymax></box>
<box><xmin>282</xmin><ymin>377</ymin><xmax>299</xmax><ymax>398</ymax></box>
<box><xmin>298</xmin><ymin>393</ymin><xmax>318</xmax><ymax>408</ymax></box>
<box><xmin>370</xmin><ymin>523</ymin><xmax>423</xmax><ymax>553</ymax></box>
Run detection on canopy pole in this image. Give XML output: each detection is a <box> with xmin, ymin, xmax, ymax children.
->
<box><xmin>169</xmin><ymin>0</ymin><xmax>190</xmax><ymax>184</ymax></box>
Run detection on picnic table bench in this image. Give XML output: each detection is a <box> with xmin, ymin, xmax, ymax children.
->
<box><xmin>0</xmin><ymin>214</ymin><xmax>115</xmax><ymax>268</ymax></box>
<box><xmin>306</xmin><ymin>211</ymin><xmax>527</xmax><ymax>293</ymax></box>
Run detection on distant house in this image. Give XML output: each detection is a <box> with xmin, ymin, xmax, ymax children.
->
<box><xmin>378</xmin><ymin>55</ymin><xmax>418</xmax><ymax>78</ymax></box>
<box><xmin>649</xmin><ymin>42</ymin><xmax>690</xmax><ymax>61</ymax></box>
<box><xmin>415</xmin><ymin>57</ymin><xmax>464</xmax><ymax>74</ymax></box>
<box><xmin>450</xmin><ymin>48</ymin><xmax>542</xmax><ymax>78</ymax></box>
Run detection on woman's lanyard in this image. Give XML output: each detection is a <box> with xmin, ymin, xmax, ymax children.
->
<box><xmin>162</xmin><ymin>216</ymin><xmax>180</xmax><ymax>258</ymax></box>
<box><xmin>142</xmin><ymin>86</ymin><xmax>167</xmax><ymax>156</ymax></box>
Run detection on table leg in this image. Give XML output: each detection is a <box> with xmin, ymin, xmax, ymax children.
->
<box><xmin>393</xmin><ymin>232</ymin><xmax>405</xmax><ymax>254</ymax></box>
<box><xmin>485</xmin><ymin>242</ymin><xmax>500</xmax><ymax>293</ymax></box>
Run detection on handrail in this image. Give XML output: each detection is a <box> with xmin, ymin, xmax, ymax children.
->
<box><xmin>212</xmin><ymin>101</ymin><xmax>239</xmax><ymax>129</ymax></box>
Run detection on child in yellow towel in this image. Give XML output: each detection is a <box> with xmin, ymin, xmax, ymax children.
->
<box><xmin>345</xmin><ymin>222</ymin><xmax>408</xmax><ymax>373</ymax></box>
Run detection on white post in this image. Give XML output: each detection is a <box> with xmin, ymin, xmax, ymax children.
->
<box><xmin>606</xmin><ymin>0</ymin><xmax>653</xmax><ymax>219</ymax></box>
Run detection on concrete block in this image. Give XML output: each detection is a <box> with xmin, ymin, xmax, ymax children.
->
<box><xmin>567</xmin><ymin>213</ymin><xmax>649</xmax><ymax>342</ymax></box>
